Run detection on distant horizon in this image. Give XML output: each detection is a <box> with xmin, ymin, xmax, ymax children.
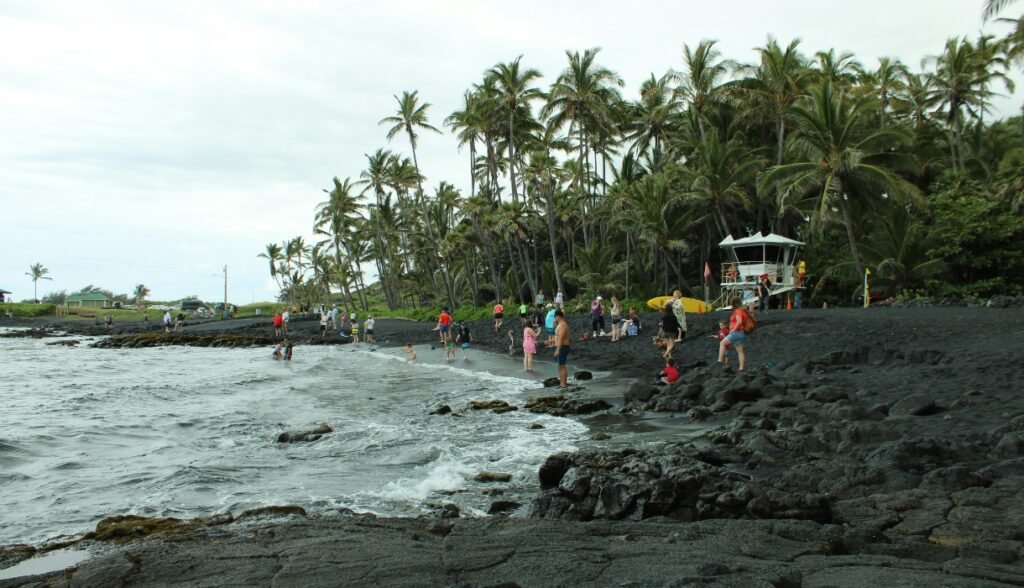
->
<box><xmin>2</xmin><ymin>0</ymin><xmax>1019</xmax><ymax>302</ymax></box>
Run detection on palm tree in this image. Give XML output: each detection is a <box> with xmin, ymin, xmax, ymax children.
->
<box><xmin>25</xmin><ymin>263</ymin><xmax>52</xmax><ymax>302</ymax></box>
<box><xmin>675</xmin><ymin>39</ymin><xmax>731</xmax><ymax>141</ymax></box>
<box><xmin>742</xmin><ymin>37</ymin><xmax>811</xmax><ymax>166</ymax></box>
<box><xmin>625</xmin><ymin>73</ymin><xmax>679</xmax><ymax>159</ymax></box>
<box><xmin>543</xmin><ymin>48</ymin><xmax>624</xmax><ymax>248</ymax></box>
<box><xmin>984</xmin><ymin>0</ymin><xmax>1018</xmax><ymax>20</ymax></box>
<box><xmin>813</xmin><ymin>49</ymin><xmax>863</xmax><ymax>88</ymax></box>
<box><xmin>488</xmin><ymin>56</ymin><xmax>544</xmax><ymax>205</ymax></box>
<box><xmin>925</xmin><ymin>37</ymin><xmax>1014</xmax><ymax>172</ymax></box>
<box><xmin>445</xmin><ymin>90</ymin><xmax>485</xmax><ymax>198</ymax></box>
<box><xmin>678</xmin><ymin>128</ymin><xmax>764</xmax><ymax>239</ymax></box>
<box><xmin>258</xmin><ymin>243</ymin><xmax>284</xmax><ymax>296</ymax></box>
<box><xmin>316</xmin><ymin>176</ymin><xmax>365</xmax><ymax>309</ymax></box>
<box><xmin>858</xmin><ymin>209</ymin><xmax>947</xmax><ymax>295</ymax></box>
<box><xmin>379</xmin><ymin>90</ymin><xmax>441</xmax><ymax>194</ymax></box>
<box><xmin>758</xmin><ymin>83</ymin><xmax>920</xmax><ymax>276</ymax></box>
<box><xmin>133</xmin><ymin>284</ymin><xmax>150</xmax><ymax>306</ymax></box>
<box><xmin>868</xmin><ymin>57</ymin><xmax>909</xmax><ymax>127</ymax></box>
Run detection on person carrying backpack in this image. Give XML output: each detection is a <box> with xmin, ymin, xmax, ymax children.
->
<box><xmin>718</xmin><ymin>297</ymin><xmax>754</xmax><ymax>371</ymax></box>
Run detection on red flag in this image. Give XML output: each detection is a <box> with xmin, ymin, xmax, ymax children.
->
<box><xmin>703</xmin><ymin>262</ymin><xmax>711</xmax><ymax>281</ymax></box>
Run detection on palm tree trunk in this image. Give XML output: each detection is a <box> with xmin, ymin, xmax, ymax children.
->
<box><xmin>470</xmin><ymin>140</ymin><xmax>477</xmax><ymax>198</ymax></box>
<box><xmin>545</xmin><ymin>196</ymin><xmax>565</xmax><ymax>296</ymax></box>
<box><xmin>508</xmin><ymin>111</ymin><xmax>518</xmax><ymax>205</ymax></box>
<box><xmin>407</xmin><ymin>129</ymin><xmax>424</xmax><ymax>195</ymax></box>
<box><xmin>775</xmin><ymin>114</ymin><xmax>785</xmax><ymax>166</ymax></box>
<box><xmin>838</xmin><ymin>195</ymin><xmax>864</xmax><ymax>277</ymax></box>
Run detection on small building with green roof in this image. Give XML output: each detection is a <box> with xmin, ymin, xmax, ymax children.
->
<box><xmin>66</xmin><ymin>292</ymin><xmax>112</xmax><ymax>308</ymax></box>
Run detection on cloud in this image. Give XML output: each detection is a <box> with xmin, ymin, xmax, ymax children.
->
<box><xmin>1</xmin><ymin>0</ymin><xmax>1017</xmax><ymax>301</ymax></box>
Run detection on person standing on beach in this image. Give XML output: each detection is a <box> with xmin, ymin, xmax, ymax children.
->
<box><xmin>272</xmin><ymin>311</ymin><xmax>283</xmax><ymax>337</ymax></box>
<box><xmin>758</xmin><ymin>275</ymin><xmax>772</xmax><ymax>312</ymax></box>
<box><xmin>554</xmin><ymin>289</ymin><xmax>564</xmax><ymax>310</ymax></box>
<box><xmin>437</xmin><ymin>307</ymin><xmax>452</xmax><ymax>344</ymax></box>
<box><xmin>671</xmin><ymin>290</ymin><xmax>688</xmax><ymax>343</ymax></box>
<box><xmin>330</xmin><ymin>305</ymin><xmax>339</xmax><ymax>329</ymax></box>
<box><xmin>590</xmin><ymin>296</ymin><xmax>605</xmax><ymax>337</ymax></box>
<box><xmin>339</xmin><ymin>309</ymin><xmax>348</xmax><ymax>333</ymax></box>
<box><xmin>163</xmin><ymin>310</ymin><xmax>172</xmax><ymax>333</ymax></box>
<box><xmin>282</xmin><ymin>309</ymin><xmax>290</xmax><ymax>336</ymax></box>
<box><xmin>659</xmin><ymin>303</ymin><xmax>680</xmax><ymax>359</ymax></box>
<box><xmin>535</xmin><ymin>289</ymin><xmax>545</xmax><ymax>306</ymax></box>
<box><xmin>523</xmin><ymin>322</ymin><xmax>538</xmax><ymax>371</ymax></box>
<box><xmin>493</xmin><ymin>302</ymin><xmax>504</xmax><ymax>332</ymax></box>
<box><xmin>718</xmin><ymin>297</ymin><xmax>749</xmax><ymax>371</ymax></box>
<box><xmin>610</xmin><ymin>297</ymin><xmax>623</xmax><ymax>342</ymax></box>
<box><xmin>455</xmin><ymin>321</ymin><xmax>473</xmax><ymax>360</ymax></box>
<box><xmin>319</xmin><ymin>309</ymin><xmax>328</xmax><ymax>337</ymax></box>
<box><xmin>364</xmin><ymin>315</ymin><xmax>375</xmax><ymax>343</ymax></box>
<box><xmin>350</xmin><ymin>319</ymin><xmax>359</xmax><ymax>347</ymax></box>
<box><xmin>552</xmin><ymin>310</ymin><xmax>571</xmax><ymax>389</ymax></box>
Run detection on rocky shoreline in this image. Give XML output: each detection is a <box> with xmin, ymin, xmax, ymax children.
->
<box><xmin>2</xmin><ymin>306</ymin><xmax>1023</xmax><ymax>586</ymax></box>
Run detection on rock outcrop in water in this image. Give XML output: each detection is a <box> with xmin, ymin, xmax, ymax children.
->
<box><xmin>276</xmin><ymin>423</ymin><xmax>333</xmax><ymax>443</ymax></box>
<box><xmin>92</xmin><ymin>333</ymin><xmax>278</xmax><ymax>349</ymax></box>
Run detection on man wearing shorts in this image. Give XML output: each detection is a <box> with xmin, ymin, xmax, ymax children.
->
<box><xmin>552</xmin><ymin>309</ymin><xmax>571</xmax><ymax>389</ymax></box>
<box><xmin>437</xmin><ymin>307</ymin><xmax>452</xmax><ymax>343</ymax></box>
<box><xmin>364</xmin><ymin>315</ymin><xmax>375</xmax><ymax>343</ymax></box>
<box><xmin>718</xmin><ymin>297</ymin><xmax>749</xmax><ymax>371</ymax></box>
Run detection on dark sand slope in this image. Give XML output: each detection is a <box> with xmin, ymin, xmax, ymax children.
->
<box><xmin>2</xmin><ymin>306</ymin><xmax>1024</xmax><ymax>587</ymax></box>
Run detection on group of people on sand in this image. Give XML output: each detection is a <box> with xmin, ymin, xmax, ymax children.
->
<box><xmin>650</xmin><ymin>293</ymin><xmax>754</xmax><ymax>382</ymax></box>
<box><xmin>421</xmin><ymin>306</ymin><xmax>474</xmax><ymax>363</ymax></box>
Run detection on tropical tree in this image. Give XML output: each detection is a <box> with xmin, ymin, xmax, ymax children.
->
<box><xmin>759</xmin><ymin>83</ymin><xmax>920</xmax><ymax>276</ymax></box>
<box><xmin>379</xmin><ymin>90</ymin><xmax>441</xmax><ymax>194</ymax></box>
<box><xmin>258</xmin><ymin>242</ymin><xmax>284</xmax><ymax>297</ymax></box>
<box><xmin>542</xmin><ymin>48</ymin><xmax>624</xmax><ymax>248</ymax></box>
<box><xmin>676</xmin><ymin>39</ymin><xmax>731</xmax><ymax>141</ymax></box>
<box><xmin>487</xmin><ymin>56</ymin><xmax>544</xmax><ymax>204</ymax></box>
<box><xmin>742</xmin><ymin>37</ymin><xmax>811</xmax><ymax>166</ymax></box>
<box><xmin>925</xmin><ymin>37</ymin><xmax>1014</xmax><ymax>171</ymax></box>
<box><xmin>678</xmin><ymin>129</ymin><xmax>764</xmax><ymax>239</ymax></box>
<box><xmin>133</xmin><ymin>284</ymin><xmax>150</xmax><ymax>306</ymax></box>
<box><xmin>25</xmin><ymin>263</ymin><xmax>52</xmax><ymax>302</ymax></box>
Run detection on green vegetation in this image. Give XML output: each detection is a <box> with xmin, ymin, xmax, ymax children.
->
<box><xmin>1</xmin><ymin>303</ymin><xmax>57</xmax><ymax>317</ymax></box>
<box><xmin>260</xmin><ymin>4</ymin><xmax>1024</xmax><ymax>309</ymax></box>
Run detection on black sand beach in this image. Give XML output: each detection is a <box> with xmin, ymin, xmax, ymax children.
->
<box><xmin>2</xmin><ymin>303</ymin><xmax>1024</xmax><ymax>586</ymax></box>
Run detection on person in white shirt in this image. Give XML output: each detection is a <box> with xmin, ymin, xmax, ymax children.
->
<box><xmin>282</xmin><ymin>310</ymin><xmax>290</xmax><ymax>335</ymax></box>
<box><xmin>364</xmin><ymin>316</ymin><xmax>375</xmax><ymax>343</ymax></box>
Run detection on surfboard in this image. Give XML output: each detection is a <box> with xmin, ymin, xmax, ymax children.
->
<box><xmin>646</xmin><ymin>296</ymin><xmax>710</xmax><ymax>313</ymax></box>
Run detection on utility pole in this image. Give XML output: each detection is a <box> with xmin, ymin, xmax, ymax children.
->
<box><xmin>223</xmin><ymin>265</ymin><xmax>228</xmax><ymax>319</ymax></box>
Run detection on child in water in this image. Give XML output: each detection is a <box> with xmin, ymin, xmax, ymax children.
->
<box><xmin>403</xmin><ymin>342</ymin><xmax>416</xmax><ymax>362</ymax></box>
<box><xmin>445</xmin><ymin>333</ymin><xmax>456</xmax><ymax>361</ymax></box>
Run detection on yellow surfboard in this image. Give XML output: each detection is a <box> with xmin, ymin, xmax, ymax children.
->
<box><xmin>646</xmin><ymin>296</ymin><xmax>710</xmax><ymax>313</ymax></box>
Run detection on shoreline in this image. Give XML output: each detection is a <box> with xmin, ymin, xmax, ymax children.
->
<box><xmin>3</xmin><ymin>306</ymin><xmax>1024</xmax><ymax>585</ymax></box>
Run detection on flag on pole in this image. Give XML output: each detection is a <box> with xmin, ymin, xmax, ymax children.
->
<box><xmin>703</xmin><ymin>262</ymin><xmax>712</xmax><ymax>281</ymax></box>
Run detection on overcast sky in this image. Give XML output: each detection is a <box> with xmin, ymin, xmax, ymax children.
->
<box><xmin>0</xmin><ymin>0</ymin><xmax>1017</xmax><ymax>303</ymax></box>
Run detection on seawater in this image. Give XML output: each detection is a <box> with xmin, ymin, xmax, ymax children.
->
<box><xmin>0</xmin><ymin>331</ymin><xmax>588</xmax><ymax>545</ymax></box>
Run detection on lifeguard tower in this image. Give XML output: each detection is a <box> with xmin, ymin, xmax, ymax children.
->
<box><xmin>716</xmin><ymin>232</ymin><xmax>804</xmax><ymax>307</ymax></box>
